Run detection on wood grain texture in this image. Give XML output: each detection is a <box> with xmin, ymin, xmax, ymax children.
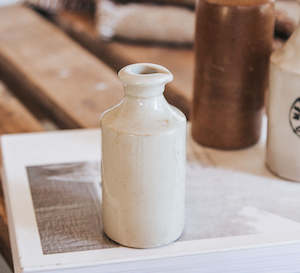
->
<box><xmin>0</xmin><ymin>83</ymin><xmax>43</xmax><ymax>134</ymax></box>
<box><xmin>26</xmin><ymin>161</ymin><xmax>114</xmax><ymax>255</ymax></box>
<box><xmin>56</xmin><ymin>11</ymin><xmax>287</xmax><ymax>119</ymax></box>
<box><xmin>0</xmin><ymin>5</ymin><xmax>123</xmax><ymax>129</ymax></box>
<box><xmin>56</xmin><ymin>11</ymin><xmax>193</xmax><ymax>118</ymax></box>
<box><xmin>0</xmin><ymin>82</ymin><xmax>43</xmax><ymax>268</ymax></box>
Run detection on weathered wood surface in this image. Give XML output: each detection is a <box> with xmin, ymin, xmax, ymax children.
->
<box><xmin>0</xmin><ymin>84</ymin><xmax>43</xmax><ymax>134</ymax></box>
<box><xmin>0</xmin><ymin>5</ymin><xmax>123</xmax><ymax>129</ymax></box>
<box><xmin>56</xmin><ymin>12</ymin><xmax>287</xmax><ymax>119</ymax></box>
<box><xmin>0</xmin><ymin>82</ymin><xmax>43</xmax><ymax>268</ymax></box>
<box><xmin>57</xmin><ymin>12</ymin><xmax>193</xmax><ymax>117</ymax></box>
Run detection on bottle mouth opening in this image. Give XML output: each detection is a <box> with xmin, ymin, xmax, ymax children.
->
<box><xmin>118</xmin><ymin>63</ymin><xmax>173</xmax><ymax>86</ymax></box>
<box><xmin>130</xmin><ymin>66</ymin><xmax>160</xmax><ymax>75</ymax></box>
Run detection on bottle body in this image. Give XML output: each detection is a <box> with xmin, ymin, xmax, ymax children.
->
<box><xmin>192</xmin><ymin>0</ymin><xmax>275</xmax><ymax>149</ymax></box>
<box><xmin>101</xmin><ymin>63</ymin><xmax>186</xmax><ymax>248</ymax></box>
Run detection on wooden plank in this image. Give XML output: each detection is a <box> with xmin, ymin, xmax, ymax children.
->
<box><xmin>0</xmin><ymin>82</ymin><xmax>43</xmax><ymax>269</ymax></box>
<box><xmin>56</xmin><ymin>12</ymin><xmax>193</xmax><ymax>117</ymax></box>
<box><xmin>0</xmin><ymin>5</ymin><xmax>123</xmax><ymax>129</ymax></box>
<box><xmin>0</xmin><ymin>84</ymin><xmax>43</xmax><ymax>134</ymax></box>
<box><xmin>56</xmin><ymin>11</ymin><xmax>286</xmax><ymax>118</ymax></box>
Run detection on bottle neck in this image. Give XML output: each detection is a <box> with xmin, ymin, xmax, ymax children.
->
<box><xmin>117</xmin><ymin>63</ymin><xmax>173</xmax><ymax>116</ymax></box>
<box><xmin>122</xmin><ymin>91</ymin><xmax>170</xmax><ymax>114</ymax></box>
<box><xmin>124</xmin><ymin>84</ymin><xmax>165</xmax><ymax>98</ymax></box>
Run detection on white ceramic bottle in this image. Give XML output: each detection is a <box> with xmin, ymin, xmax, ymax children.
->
<box><xmin>267</xmin><ymin>25</ymin><xmax>300</xmax><ymax>181</ymax></box>
<box><xmin>101</xmin><ymin>63</ymin><xmax>186</xmax><ymax>248</ymax></box>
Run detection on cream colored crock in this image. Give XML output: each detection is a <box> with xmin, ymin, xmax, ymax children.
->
<box><xmin>101</xmin><ymin>63</ymin><xmax>186</xmax><ymax>248</ymax></box>
<box><xmin>267</xmin><ymin>25</ymin><xmax>300</xmax><ymax>181</ymax></box>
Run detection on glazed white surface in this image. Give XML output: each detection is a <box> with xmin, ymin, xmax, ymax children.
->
<box><xmin>101</xmin><ymin>63</ymin><xmax>187</xmax><ymax>248</ymax></box>
<box><xmin>267</xmin><ymin>31</ymin><xmax>300</xmax><ymax>181</ymax></box>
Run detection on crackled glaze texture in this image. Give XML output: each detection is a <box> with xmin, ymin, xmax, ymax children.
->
<box><xmin>101</xmin><ymin>63</ymin><xmax>187</xmax><ymax>248</ymax></box>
